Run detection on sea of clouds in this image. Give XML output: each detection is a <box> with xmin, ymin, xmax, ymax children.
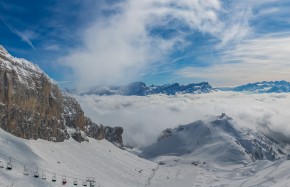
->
<box><xmin>75</xmin><ymin>92</ymin><xmax>290</xmax><ymax>148</ymax></box>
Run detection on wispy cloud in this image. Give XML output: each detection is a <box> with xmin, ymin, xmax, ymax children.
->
<box><xmin>177</xmin><ymin>32</ymin><xmax>290</xmax><ymax>86</ymax></box>
<box><xmin>61</xmin><ymin>0</ymin><xmax>253</xmax><ymax>89</ymax></box>
<box><xmin>43</xmin><ymin>43</ymin><xmax>61</xmax><ymax>51</ymax></box>
<box><xmin>0</xmin><ymin>17</ymin><xmax>37</xmax><ymax>50</ymax></box>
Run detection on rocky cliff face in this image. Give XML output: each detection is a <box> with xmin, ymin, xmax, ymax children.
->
<box><xmin>0</xmin><ymin>45</ymin><xmax>123</xmax><ymax>146</ymax></box>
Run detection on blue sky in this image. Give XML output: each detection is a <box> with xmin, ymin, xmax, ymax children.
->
<box><xmin>1</xmin><ymin>0</ymin><xmax>290</xmax><ymax>88</ymax></box>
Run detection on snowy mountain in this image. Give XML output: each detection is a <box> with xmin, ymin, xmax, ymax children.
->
<box><xmin>3</xmin><ymin>44</ymin><xmax>290</xmax><ymax>186</ymax></box>
<box><xmin>74</xmin><ymin>80</ymin><xmax>290</xmax><ymax>95</ymax></box>
<box><xmin>230</xmin><ymin>81</ymin><xmax>290</xmax><ymax>93</ymax></box>
<box><xmin>141</xmin><ymin>113</ymin><xmax>286</xmax><ymax>166</ymax></box>
<box><xmin>1</xmin><ymin>114</ymin><xmax>290</xmax><ymax>187</ymax></box>
<box><xmin>0</xmin><ymin>45</ymin><xmax>123</xmax><ymax>145</ymax></box>
<box><xmin>76</xmin><ymin>81</ymin><xmax>213</xmax><ymax>96</ymax></box>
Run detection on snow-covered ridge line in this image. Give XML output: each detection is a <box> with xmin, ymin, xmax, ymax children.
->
<box><xmin>218</xmin><ymin>80</ymin><xmax>290</xmax><ymax>93</ymax></box>
<box><xmin>141</xmin><ymin>113</ymin><xmax>288</xmax><ymax>165</ymax></box>
<box><xmin>0</xmin><ymin>45</ymin><xmax>57</xmax><ymax>87</ymax></box>
<box><xmin>0</xmin><ymin>46</ymin><xmax>43</xmax><ymax>74</ymax></box>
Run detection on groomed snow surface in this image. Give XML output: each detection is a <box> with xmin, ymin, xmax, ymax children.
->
<box><xmin>0</xmin><ymin>128</ymin><xmax>157</xmax><ymax>187</ymax></box>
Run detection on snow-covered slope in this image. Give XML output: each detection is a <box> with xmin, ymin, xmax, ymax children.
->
<box><xmin>0</xmin><ymin>128</ymin><xmax>158</xmax><ymax>187</ymax></box>
<box><xmin>2</xmin><ymin>115</ymin><xmax>290</xmax><ymax>187</ymax></box>
<box><xmin>141</xmin><ymin>114</ymin><xmax>286</xmax><ymax>166</ymax></box>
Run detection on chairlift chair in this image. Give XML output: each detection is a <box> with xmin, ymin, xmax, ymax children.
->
<box><xmin>41</xmin><ymin>171</ymin><xmax>46</xmax><ymax>180</ymax></box>
<box><xmin>6</xmin><ymin>158</ymin><xmax>12</xmax><ymax>170</ymax></box>
<box><xmin>52</xmin><ymin>173</ymin><xmax>57</xmax><ymax>182</ymax></box>
<box><xmin>34</xmin><ymin>168</ymin><xmax>39</xmax><ymax>178</ymax></box>
<box><xmin>23</xmin><ymin>165</ymin><xmax>29</xmax><ymax>176</ymax></box>
<box><xmin>62</xmin><ymin>175</ymin><xmax>67</xmax><ymax>185</ymax></box>
<box><xmin>73</xmin><ymin>178</ymin><xmax>78</xmax><ymax>186</ymax></box>
<box><xmin>82</xmin><ymin>180</ymin><xmax>87</xmax><ymax>186</ymax></box>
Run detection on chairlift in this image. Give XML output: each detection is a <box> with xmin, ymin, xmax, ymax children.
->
<box><xmin>0</xmin><ymin>161</ymin><xmax>3</xmax><ymax>168</ymax></box>
<box><xmin>82</xmin><ymin>180</ymin><xmax>87</xmax><ymax>186</ymax></box>
<box><xmin>41</xmin><ymin>171</ymin><xmax>46</xmax><ymax>180</ymax></box>
<box><xmin>23</xmin><ymin>165</ymin><xmax>29</xmax><ymax>176</ymax></box>
<box><xmin>34</xmin><ymin>168</ymin><xmax>39</xmax><ymax>178</ymax></box>
<box><xmin>62</xmin><ymin>175</ymin><xmax>67</xmax><ymax>185</ymax></box>
<box><xmin>52</xmin><ymin>173</ymin><xmax>57</xmax><ymax>182</ymax></box>
<box><xmin>73</xmin><ymin>178</ymin><xmax>78</xmax><ymax>186</ymax></box>
<box><xmin>6</xmin><ymin>157</ymin><xmax>12</xmax><ymax>170</ymax></box>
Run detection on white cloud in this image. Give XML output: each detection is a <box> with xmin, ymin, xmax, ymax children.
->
<box><xmin>75</xmin><ymin>92</ymin><xmax>290</xmax><ymax>148</ymax></box>
<box><xmin>61</xmin><ymin>0</ymin><xmax>253</xmax><ymax>89</ymax></box>
<box><xmin>43</xmin><ymin>44</ymin><xmax>61</xmax><ymax>51</ymax></box>
<box><xmin>177</xmin><ymin>33</ymin><xmax>290</xmax><ymax>86</ymax></box>
<box><xmin>256</xmin><ymin>7</ymin><xmax>280</xmax><ymax>16</ymax></box>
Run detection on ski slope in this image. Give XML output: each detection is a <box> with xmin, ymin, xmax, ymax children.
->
<box><xmin>0</xmin><ymin>128</ymin><xmax>158</xmax><ymax>187</ymax></box>
<box><xmin>1</xmin><ymin>121</ymin><xmax>290</xmax><ymax>186</ymax></box>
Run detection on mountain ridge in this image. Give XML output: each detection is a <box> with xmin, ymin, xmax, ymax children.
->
<box><xmin>70</xmin><ymin>81</ymin><xmax>213</xmax><ymax>96</ymax></box>
<box><xmin>67</xmin><ymin>80</ymin><xmax>290</xmax><ymax>96</ymax></box>
<box><xmin>141</xmin><ymin>113</ymin><xmax>287</xmax><ymax>165</ymax></box>
<box><xmin>218</xmin><ymin>80</ymin><xmax>290</xmax><ymax>93</ymax></box>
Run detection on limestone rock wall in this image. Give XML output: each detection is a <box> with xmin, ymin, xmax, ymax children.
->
<box><xmin>0</xmin><ymin>45</ymin><xmax>123</xmax><ymax>146</ymax></box>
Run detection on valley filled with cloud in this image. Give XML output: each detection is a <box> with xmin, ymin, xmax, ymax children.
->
<box><xmin>75</xmin><ymin>92</ymin><xmax>290</xmax><ymax>147</ymax></box>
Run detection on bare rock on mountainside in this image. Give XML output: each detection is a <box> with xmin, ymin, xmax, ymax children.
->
<box><xmin>0</xmin><ymin>45</ymin><xmax>123</xmax><ymax>146</ymax></box>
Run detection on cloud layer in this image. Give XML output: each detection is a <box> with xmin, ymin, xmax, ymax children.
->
<box><xmin>75</xmin><ymin>92</ymin><xmax>290</xmax><ymax>147</ymax></box>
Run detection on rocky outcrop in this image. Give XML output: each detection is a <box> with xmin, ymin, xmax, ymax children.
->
<box><xmin>104</xmin><ymin>126</ymin><xmax>123</xmax><ymax>147</ymax></box>
<box><xmin>0</xmin><ymin>45</ymin><xmax>123</xmax><ymax>146</ymax></box>
<box><xmin>63</xmin><ymin>95</ymin><xmax>123</xmax><ymax>146</ymax></box>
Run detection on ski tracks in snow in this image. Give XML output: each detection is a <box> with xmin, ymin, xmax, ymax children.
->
<box><xmin>145</xmin><ymin>163</ymin><xmax>159</xmax><ymax>186</ymax></box>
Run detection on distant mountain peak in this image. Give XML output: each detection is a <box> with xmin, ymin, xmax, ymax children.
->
<box><xmin>0</xmin><ymin>45</ymin><xmax>8</xmax><ymax>54</ymax></box>
<box><xmin>218</xmin><ymin>113</ymin><xmax>232</xmax><ymax>120</ymax></box>
<box><xmin>76</xmin><ymin>81</ymin><xmax>213</xmax><ymax>96</ymax></box>
<box><xmin>221</xmin><ymin>80</ymin><xmax>290</xmax><ymax>93</ymax></box>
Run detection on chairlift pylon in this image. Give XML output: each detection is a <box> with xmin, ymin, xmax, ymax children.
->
<box><xmin>34</xmin><ymin>168</ymin><xmax>39</xmax><ymax>178</ymax></box>
<box><xmin>23</xmin><ymin>165</ymin><xmax>29</xmax><ymax>176</ymax></box>
<box><xmin>6</xmin><ymin>157</ymin><xmax>12</xmax><ymax>170</ymax></box>
<box><xmin>87</xmin><ymin>177</ymin><xmax>96</xmax><ymax>187</ymax></box>
<box><xmin>52</xmin><ymin>173</ymin><xmax>57</xmax><ymax>182</ymax></box>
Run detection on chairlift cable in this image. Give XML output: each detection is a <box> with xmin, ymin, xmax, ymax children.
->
<box><xmin>0</xmin><ymin>153</ymin><xmax>99</xmax><ymax>185</ymax></box>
